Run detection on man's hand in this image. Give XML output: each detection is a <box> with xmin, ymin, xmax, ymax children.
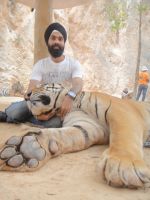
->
<box><xmin>60</xmin><ymin>95</ymin><xmax>73</xmax><ymax>119</ymax></box>
<box><xmin>35</xmin><ymin>110</ymin><xmax>56</xmax><ymax>121</ymax></box>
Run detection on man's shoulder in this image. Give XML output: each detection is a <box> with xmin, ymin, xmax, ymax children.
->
<box><xmin>65</xmin><ymin>55</ymin><xmax>79</xmax><ymax>63</ymax></box>
<box><xmin>34</xmin><ymin>57</ymin><xmax>51</xmax><ymax>67</ymax></box>
<box><xmin>40</xmin><ymin>56</ymin><xmax>51</xmax><ymax>63</ymax></box>
<box><xmin>65</xmin><ymin>56</ymin><xmax>82</xmax><ymax>70</ymax></box>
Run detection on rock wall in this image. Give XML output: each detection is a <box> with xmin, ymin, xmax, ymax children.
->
<box><xmin>0</xmin><ymin>1</ymin><xmax>34</xmax><ymax>92</ymax></box>
<box><xmin>0</xmin><ymin>0</ymin><xmax>150</xmax><ymax>97</ymax></box>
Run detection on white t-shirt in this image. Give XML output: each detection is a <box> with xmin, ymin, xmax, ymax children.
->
<box><xmin>31</xmin><ymin>55</ymin><xmax>83</xmax><ymax>86</ymax></box>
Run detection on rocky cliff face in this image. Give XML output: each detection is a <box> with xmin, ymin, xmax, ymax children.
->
<box><xmin>0</xmin><ymin>1</ymin><xmax>34</xmax><ymax>94</ymax></box>
<box><xmin>0</xmin><ymin>0</ymin><xmax>150</xmax><ymax>97</ymax></box>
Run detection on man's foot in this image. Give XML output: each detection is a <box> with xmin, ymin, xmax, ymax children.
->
<box><xmin>0</xmin><ymin>111</ymin><xmax>7</xmax><ymax>122</ymax></box>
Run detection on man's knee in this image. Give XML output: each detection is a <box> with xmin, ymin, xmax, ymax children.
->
<box><xmin>28</xmin><ymin>116</ymin><xmax>62</xmax><ymax>128</ymax></box>
<box><xmin>43</xmin><ymin>116</ymin><xmax>62</xmax><ymax>128</ymax></box>
<box><xmin>5</xmin><ymin>100</ymin><xmax>31</xmax><ymax>122</ymax></box>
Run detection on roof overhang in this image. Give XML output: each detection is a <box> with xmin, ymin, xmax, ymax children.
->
<box><xmin>16</xmin><ymin>0</ymin><xmax>92</xmax><ymax>9</ymax></box>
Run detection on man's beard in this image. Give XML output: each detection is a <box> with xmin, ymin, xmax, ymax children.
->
<box><xmin>48</xmin><ymin>44</ymin><xmax>64</xmax><ymax>58</ymax></box>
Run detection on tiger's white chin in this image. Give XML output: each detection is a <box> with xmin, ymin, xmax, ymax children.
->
<box><xmin>27</xmin><ymin>101</ymin><xmax>51</xmax><ymax>116</ymax></box>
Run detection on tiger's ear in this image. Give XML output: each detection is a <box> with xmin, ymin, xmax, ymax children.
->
<box><xmin>39</xmin><ymin>95</ymin><xmax>50</xmax><ymax>105</ymax></box>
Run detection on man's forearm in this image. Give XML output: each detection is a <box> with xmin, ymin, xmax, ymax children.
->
<box><xmin>71</xmin><ymin>77</ymin><xmax>83</xmax><ymax>94</ymax></box>
<box><xmin>26</xmin><ymin>80</ymin><xmax>41</xmax><ymax>93</ymax></box>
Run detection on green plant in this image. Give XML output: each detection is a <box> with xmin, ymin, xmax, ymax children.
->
<box><xmin>137</xmin><ymin>2</ymin><xmax>150</xmax><ymax>13</ymax></box>
<box><xmin>105</xmin><ymin>0</ymin><xmax>127</xmax><ymax>33</ymax></box>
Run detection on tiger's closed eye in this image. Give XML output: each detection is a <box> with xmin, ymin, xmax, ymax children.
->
<box><xmin>39</xmin><ymin>95</ymin><xmax>51</xmax><ymax>105</ymax></box>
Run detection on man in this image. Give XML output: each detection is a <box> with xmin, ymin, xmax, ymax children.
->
<box><xmin>136</xmin><ymin>66</ymin><xmax>149</xmax><ymax>101</ymax></box>
<box><xmin>0</xmin><ymin>22</ymin><xmax>83</xmax><ymax>127</ymax></box>
<box><xmin>121</xmin><ymin>88</ymin><xmax>133</xmax><ymax>99</ymax></box>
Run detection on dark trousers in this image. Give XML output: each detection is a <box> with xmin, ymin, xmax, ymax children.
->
<box><xmin>5</xmin><ymin>100</ymin><xmax>62</xmax><ymax>128</ymax></box>
<box><xmin>136</xmin><ymin>84</ymin><xmax>148</xmax><ymax>101</ymax></box>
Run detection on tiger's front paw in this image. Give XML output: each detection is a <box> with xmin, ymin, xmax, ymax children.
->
<box><xmin>0</xmin><ymin>131</ymin><xmax>61</xmax><ymax>172</ymax></box>
<box><xmin>98</xmin><ymin>149</ymin><xmax>150</xmax><ymax>188</ymax></box>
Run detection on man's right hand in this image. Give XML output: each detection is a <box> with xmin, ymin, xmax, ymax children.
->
<box><xmin>35</xmin><ymin>110</ymin><xmax>56</xmax><ymax>121</ymax></box>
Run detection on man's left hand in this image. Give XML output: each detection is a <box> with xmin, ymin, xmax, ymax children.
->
<box><xmin>60</xmin><ymin>95</ymin><xmax>73</xmax><ymax>119</ymax></box>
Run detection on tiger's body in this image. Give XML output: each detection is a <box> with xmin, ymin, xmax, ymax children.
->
<box><xmin>0</xmin><ymin>84</ymin><xmax>150</xmax><ymax>189</ymax></box>
<box><xmin>0</xmin><ymin>81</ymin><xmax>24</xmax><ymax>97</ymax></box>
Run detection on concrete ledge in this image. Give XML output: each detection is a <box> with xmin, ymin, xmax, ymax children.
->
<box><xmin>16</xmin><ymin>0</ymin><xmax>92</xmax><ymax>9</ymax></box>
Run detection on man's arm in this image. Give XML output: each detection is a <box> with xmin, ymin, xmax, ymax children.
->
<box><xmin>146</xmin><ymin>73</ymin><xmax>150</xmax><ymax>83</ymax></box>
<box><xmin>60</xmin><ymin>77</ymin><xmax>83</xmax><ymax>119</ymax></box>
<box><xmin>71</xmin><ymin>77</ymin><xmax>83</xmax><ymax>94</ymax></box>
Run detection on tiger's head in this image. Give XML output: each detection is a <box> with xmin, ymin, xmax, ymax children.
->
<box><xmin>27</xmin><ymin>84</ymin><xmax>66</xmax><ymax>116</ymax></box>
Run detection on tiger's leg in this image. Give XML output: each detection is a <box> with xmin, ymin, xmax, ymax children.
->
<box><xmin>0</xmin><ymin>111</ymin><xmax>106</xmax><ymax>172</ymax></box>
<box><xmin>98</xmin><ymin>102</ymin><xmax>150</xmax><ymax>188</ymax></box>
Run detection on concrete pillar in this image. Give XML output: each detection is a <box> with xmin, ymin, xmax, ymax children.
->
<box><xmin>34</xmin><ymin>0</ymin><xmax>53</xmax><ymax>63</ymax></box>
<box><xmin>0</xmin><ymin>0</ymin><xmax>8</xmax><ymax>17</ymax></box>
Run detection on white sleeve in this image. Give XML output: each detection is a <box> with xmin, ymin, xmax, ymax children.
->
<box><xmin>72</xmin><ymin>60</ymin><xmax>84</xmax><ymax>78</ymax></box>
<box><xmin>30</xmin><ymin>61</ymin><xmax>42</xmax><ymax>81</ymax></box>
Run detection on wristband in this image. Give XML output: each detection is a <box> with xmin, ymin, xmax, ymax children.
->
<box><xmin>66</xmin><ymin>90</ymin><xmax>76</xmax><ymax>100</ymax></box>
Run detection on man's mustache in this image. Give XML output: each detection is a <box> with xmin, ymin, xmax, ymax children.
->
<box><xmin>52</xmin><ymin>44</ymin><xmax>61</xmax><ymax>49</ymax></box>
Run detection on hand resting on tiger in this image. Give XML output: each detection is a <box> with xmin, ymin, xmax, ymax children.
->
<box><xmin>0</xmin><ymin>83</ymin><xmax>150</xmax><ymax>189</ymax></box>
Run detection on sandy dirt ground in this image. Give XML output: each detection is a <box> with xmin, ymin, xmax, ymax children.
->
<box><xmin>0</xmin><ymin>97</ymin><xmax>150</xmax><ymax>200</ymax></box>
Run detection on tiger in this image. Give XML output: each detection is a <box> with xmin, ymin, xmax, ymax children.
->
<box><xmin>11</xmin><ymin>81</ymin><xmax>24</xmax><ymax>96</ymax></box>
<box><xmin>0</xmin><ymin>85</ymin><xmax>10</xmax><ymax>96</ymax></box>
<box><xmin>0</xmin><ymin>81</ymin><xmax>24</xmax><ymax>97</ymax></box>
<box><xmin>0</xmin><ymin>83</ymin><xmax>150</xmax><ymax>189</ymax></box>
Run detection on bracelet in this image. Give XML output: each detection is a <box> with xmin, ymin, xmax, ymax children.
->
<box><xmin>66</xmin><ymin>90</ymin><xmax>76</xmax><ymax>100</ymax></box>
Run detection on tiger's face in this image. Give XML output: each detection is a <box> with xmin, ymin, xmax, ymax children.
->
<box><xmin>27</xmin><ymin>84</ymin><xmax>65</xmax><ymax>116</ymax></box>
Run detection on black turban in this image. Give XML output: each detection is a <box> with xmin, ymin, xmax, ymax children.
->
<box><xmin>44</xmin><ymin>22</ymin><xmax>67</xmax><ymax>45</ymax></box>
